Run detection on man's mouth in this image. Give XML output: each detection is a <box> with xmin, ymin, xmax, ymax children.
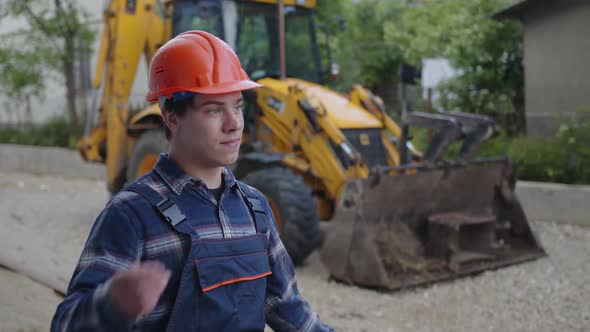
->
<box><xmin>220</xmin><ymin>138</ymin><xmax>241</xmax><ymax>148</ymax></box>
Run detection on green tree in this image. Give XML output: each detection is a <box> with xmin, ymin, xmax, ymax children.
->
<box><xmin>316</xmin><ymin>0</ymin><xmax>409</xmax><ymax>112</ymax></box>
<box><xmin>0</xmin><ymin>0</ymin><xmax>95</xmax><ymax>137</ymax></box>
<box><xmin>312</xmin><ymin>0</ymin><xmax>352</xmax><ymax>89</ymax></box>
<box><xmin>384</xmin><ymin>0</ymin><xmax>525</xmax><ymax>134</ymax></box>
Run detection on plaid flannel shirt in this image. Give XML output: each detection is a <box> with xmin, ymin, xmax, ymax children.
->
<box><xmin>51</xmin><ymin>154</ymin><xmax>333</xmax><ymax>332</ymax></box>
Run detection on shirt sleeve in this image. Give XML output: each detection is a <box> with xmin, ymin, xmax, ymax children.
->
<box><xmin>51</xmin><ymin>200</ymin><xmax>141</xmax><ymax>332</ymax></box>
<box><xmin>258</xmin><ymin>192</ymin><xmax>334</xmax><ymax>332</ymax></box>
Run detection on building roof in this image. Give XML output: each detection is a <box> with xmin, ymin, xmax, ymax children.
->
<box><xmin>493</xmin><ymin>0</ymin><xmax>585</xmax><ymax>20</ymax></box>
<box><xmin>492</xmin><ymin>0</ymin><xmax>541</xmax><ymax>20</ymax></box>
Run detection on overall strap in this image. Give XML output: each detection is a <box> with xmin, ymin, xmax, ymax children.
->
<box><xmin>125</xmin><ymin>182</ymin><xmax>188</xmax><ymax>228</ymax></box>
<box><xmin>237</xmin><ymin>182</ymin><xmax>269</xmax><ymax>234</ymax></box>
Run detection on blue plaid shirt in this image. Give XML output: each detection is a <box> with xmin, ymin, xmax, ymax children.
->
<box><xmin>51</xmin><ymin>154</ymin><xmax>333</xmax><ymax>332</ymax></box>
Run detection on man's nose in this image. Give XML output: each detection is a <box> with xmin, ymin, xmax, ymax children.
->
<box><xmin>223</xmin><ymin>108</ymin><xmax>243</xmax><ymax>132</ymax></box>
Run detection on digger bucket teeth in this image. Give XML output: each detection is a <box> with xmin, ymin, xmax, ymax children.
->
<box><xmin>320</xmin><ymin>159</ymin><xmax>546</xmax><ymax>290</ymax></box>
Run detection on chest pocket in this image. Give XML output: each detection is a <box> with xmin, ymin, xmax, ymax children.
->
<box><xmin>195</xmin><ymin>250</ymin><xmax>271</xmax><ymax>293</ymax></box>
<box><xmin>194</xmin><ymin>235</ymin><xmax>271</xmax><ymax>331</ymax></box>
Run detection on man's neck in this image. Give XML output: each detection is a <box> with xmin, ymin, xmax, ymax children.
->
<box><xmin>168</xmin><ymin>150</ymin><xmax>223</xmax><ymax>189</ymax></box>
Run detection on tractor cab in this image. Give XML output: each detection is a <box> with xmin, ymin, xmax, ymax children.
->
<box><xmin>172</xmin><ymin>0</ymin><xmax>325</xmax><ymax>83</ymax></box>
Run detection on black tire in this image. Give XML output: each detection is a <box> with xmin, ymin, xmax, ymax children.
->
<box><xmin>242</xmin><ymin>167</ymin><xmax>324</xmax><ymax>265</ymax></box>
<box><xmin>126</xmin><ymin>130</ymin><xmax>169</xmax><ymax>184</ymax></box>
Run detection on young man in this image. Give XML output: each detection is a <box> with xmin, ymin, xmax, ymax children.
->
<box><xmin>52</xmin><ymin>31</ymin><xmax>333</xmax><ymax>331</ymax></box>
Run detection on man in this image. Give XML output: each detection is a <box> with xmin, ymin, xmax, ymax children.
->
<box><xmin>52</xmin><ymin>31</ymin><xmax>334</xmax><ymax>331</ymax></box>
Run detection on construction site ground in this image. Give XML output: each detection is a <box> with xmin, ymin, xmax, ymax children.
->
<box><xmin>0</xmin><ymin>171</ymin><xmax>588</xmax><ymax>332</ymax></box>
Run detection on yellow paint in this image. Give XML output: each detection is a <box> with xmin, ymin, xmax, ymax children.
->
<box><xmin>282</xmin><ymin>155</ymin><xmax>311</xmax><ymax>174</ymax></box>
<box><xmin>259</xmin><ymin>78</ymin><xmax>384</xmax><ymax>129</ymax></box>
<box><xmin>128</xmin><ymin>103</ymin><xmax>162</xmax><ymax>126</ymax></box>
<box><xmin>137</xmin><ymin>153</ymin><xmax>159</xmax><ymax>177</ymax></box>
<box><xmin>77</xmin><ymin>126</ymin><xmax>106</xmax><ymax>162</ymax></box>
<box><xmin>359</xmin><ymin>133</ymin><xmax>370</xmax><ymax>146</ymax></box>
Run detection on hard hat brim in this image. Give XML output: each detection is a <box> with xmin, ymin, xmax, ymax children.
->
<box><xmin>192</xmin><ymin>79</ymin><xmax>263</xmax><ymax>95</ymax></box>
<box><xmin>147</xmin><ymin>80</ymin><xmax>262</xmax><ymax>102</ymax></box>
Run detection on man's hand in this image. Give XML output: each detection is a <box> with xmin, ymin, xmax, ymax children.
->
<box><xmin>109</xmin><ymin>261</ymin><xmax>171</xmax><ymax>320</ymax></box>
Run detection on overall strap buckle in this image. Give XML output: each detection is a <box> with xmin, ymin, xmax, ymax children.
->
<box><xmin>124</xmin><ymin>182</ymin><xmax>187</xmax><ymax>228</ymax></box>
<box><xmin>156</xmin><ymin>197</ymin><xmax>187</xmax><ymax>227</ymax></box>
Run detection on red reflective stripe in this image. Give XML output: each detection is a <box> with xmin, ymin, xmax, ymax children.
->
<box><xmin>202</xmin><ymin>272</ymin><xmax>272</xmax><ymax>292</ymax></box>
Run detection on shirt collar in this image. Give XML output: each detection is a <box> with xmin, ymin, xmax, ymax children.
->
<box><xmin>153</xmin><ymin>153</ymin><xmax>237</xmax><ymax>195</ymax></box>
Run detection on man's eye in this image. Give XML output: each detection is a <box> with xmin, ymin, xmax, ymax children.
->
<box><xmin>235</xmin><ymin>104</ymin><xmax>244</xmax><ymax>112</ymax></box>
<box><xmin>209</xmin><ymin>108</ymin><xmax>222</xmax><ymax>114</ymax></box>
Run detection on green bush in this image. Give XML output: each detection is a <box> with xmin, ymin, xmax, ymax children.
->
<box><xmin>0</xmin><ymin>115</ymin><xmax>76</xmax><ymax>149</ymax></box>
<box><xmin>508</xmin><ymin>113</ymin><xmax>590</xmax><ymax>185</ymax></box>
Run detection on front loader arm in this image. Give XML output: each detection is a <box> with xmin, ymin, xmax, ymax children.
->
<box><xmin>350</xmin><ymin>85</ymin><xmax>402</xmax><ymax>138</ymax></box>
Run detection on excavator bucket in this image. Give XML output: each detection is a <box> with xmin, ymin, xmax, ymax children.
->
<box><xmin>321</xmin><ymin>158</ymin><xmax>546</xmax><ymax>290</ymax></box>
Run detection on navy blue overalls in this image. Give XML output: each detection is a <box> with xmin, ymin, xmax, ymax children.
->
<box><xmin>125</xmin><ymin>181</ymin><xmax>271</xmax><ymax>332</ymax></box>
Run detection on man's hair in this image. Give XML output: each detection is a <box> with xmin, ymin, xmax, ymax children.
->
<box><xmin>162</xmin><ymin>97</ymin><xmax>193</xmax><ymax>140</ymax></box>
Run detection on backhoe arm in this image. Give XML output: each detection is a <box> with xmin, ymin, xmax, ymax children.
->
<box><xmin>78</xmin><ymin>0</ymin><xmax>169</xmax><ymax>192</ymax></box>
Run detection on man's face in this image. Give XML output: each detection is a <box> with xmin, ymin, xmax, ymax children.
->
<box><xmin>167</xmin><ymin>91</ymin><xmax>244</xmax><ymax>168</ymax></box>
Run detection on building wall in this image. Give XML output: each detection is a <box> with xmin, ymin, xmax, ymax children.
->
<box><xmin>523</xmin><ymin>0</ymin><xmax>590</xmax><ymax>135</ymax></box>
<box><xmin>0</xmin><ymin>1</ymin><xmax>149</xmax><ymax>125</ymax></box>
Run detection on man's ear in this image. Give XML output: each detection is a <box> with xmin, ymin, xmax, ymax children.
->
<box><xmin>162</xmin><ymin>110</ymin><xmax>179</xmax><ymax>134</ymax></box>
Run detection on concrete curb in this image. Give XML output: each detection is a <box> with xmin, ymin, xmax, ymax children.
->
<box><xmin>516</xmin><ymin>181</ymin><xmax>589</xmax><ymax>226</ymax></box>
<box><xmin>0</xmin><ymin>144</ymin><xmax>103</xmax><ymax>180</ymax></box>
<box><xmin>0</xmin><ymin>144</ymin><xmax>588</xmax><ymax>226</ymax></box>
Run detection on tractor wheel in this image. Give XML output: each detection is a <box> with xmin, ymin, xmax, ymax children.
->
<box><xmin>126</xmin><ymin>130</ymin><xmax>168</xmax><ymax>183</ymax></box>
<box><xmin>242</xmin><ymin>167</ymin><xmax>324</xmax><ymax>265</ymax></box>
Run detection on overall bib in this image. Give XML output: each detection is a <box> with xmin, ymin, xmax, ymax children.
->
<box><xmin>126</xmin><ymin>181</ymin><xmax>271</xmax><ymax>332</ymax></box>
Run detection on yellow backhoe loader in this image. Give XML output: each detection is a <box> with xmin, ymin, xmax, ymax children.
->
<box><xmin>78</xmin><ymin>0</ymin><xmax>545</xmax><ymax>290</ymax></box>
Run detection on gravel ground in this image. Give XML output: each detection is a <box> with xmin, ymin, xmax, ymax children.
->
<box><xmin>0</xmin><ymin>171</ymin><xmax>588</xmax><ymax>332</ymax></box>
<box><xmin>0</xmin><ymin>267</ymin><xmax>62</xmax><ymax>332</ymax></box>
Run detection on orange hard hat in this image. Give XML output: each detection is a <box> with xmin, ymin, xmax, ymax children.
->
<box><xmin>146</xmin><ymin>30</ymin><xmax>261</xmax><ymax>103</ymax></box>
